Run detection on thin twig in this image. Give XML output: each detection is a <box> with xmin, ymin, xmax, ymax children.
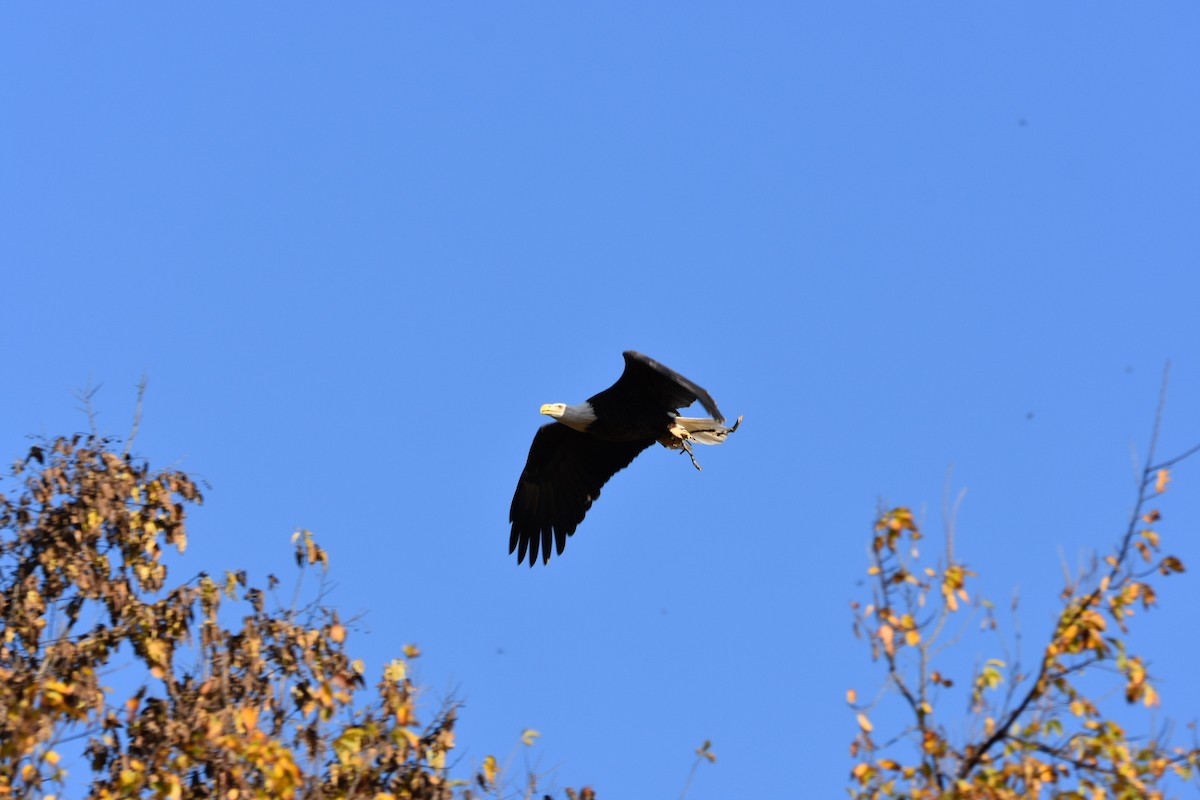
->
<box><xmin>123</xmin><ymin>374</ymin><xmax>148</xmax><ymax>457</ymax></box>
<box><xmin>73</xmin><ymin>378</ymin><xmax>103</xmax><ymax>437</ymax></box>
<box><xmin>1149</xmin><ymin>441</ymin><xmax>1200</xmax><ymax>473</ymax></box>
<box><xmin>679</xmin><ymin>750</ymin><xmax>710</xmax><ymax>800</ymax></box>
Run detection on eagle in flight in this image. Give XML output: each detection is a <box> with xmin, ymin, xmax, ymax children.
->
<box><xmin>509</xmin><ymin>351</ymin><xmax>740</xmax><ymax>566</ymax></box>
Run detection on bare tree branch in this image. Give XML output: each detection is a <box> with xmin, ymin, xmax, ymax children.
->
<box><xmin>73</xmin><ymin>378</ymin><xmax>103</xmax><ymax>437</ymax></box>
<box><xmin>123</xmin><ymin>373</ymin><xmax>148</xmax><ymax>457</ymax></box>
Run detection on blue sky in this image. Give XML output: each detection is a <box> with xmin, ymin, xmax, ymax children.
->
<box><xmin>3</xmin><ymin>4</ymin><xmax>1199</xmax><ymax>797</ymax></box>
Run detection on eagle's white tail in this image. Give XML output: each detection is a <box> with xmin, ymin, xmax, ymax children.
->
<box><xmin>659</xmin><ymin>415</ymin><xmax>741</xmax><ymax>471</ymax></box>
<box><xmin>668</xmin><ymin>415</ymin><xmax>742</xmax><ymax>445</ymax></box>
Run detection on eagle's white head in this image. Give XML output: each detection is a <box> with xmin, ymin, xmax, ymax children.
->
<box><xmin>540</xmin><ymin>401</ymin><xmax>596</xmax><ymax>432</ymax></box>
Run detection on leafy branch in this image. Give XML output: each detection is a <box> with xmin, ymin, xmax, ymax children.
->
<box><xmin>0</xmin><ymin>433</ymin><xmax>581</xmax><ymax>799</ymax></box>
<box><xmin>849</xmin><ymin>373</ymin><xmax>1200</xmax><ymax>799</ymax></box>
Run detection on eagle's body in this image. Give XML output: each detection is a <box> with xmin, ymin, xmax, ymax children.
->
<box><xmin>509</xmin><ymin>351</ymin><xmax>740</xmax><ymax>566</ymax></box>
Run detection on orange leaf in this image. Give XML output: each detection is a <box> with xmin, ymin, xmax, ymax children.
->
<box><xmin>879</xmin><ymin>624</ymin><xmax>896</xmax><ymax>657</ymax></box>
<box><xmin>1155</xmin><ymin>469</ymin><xmax>1170</xmax><ymax>493</ymax></box>
<box><xmin>1159</xmin><ymin>556</ymin><xmax>1186</xmax><ymax>575</ymax></box>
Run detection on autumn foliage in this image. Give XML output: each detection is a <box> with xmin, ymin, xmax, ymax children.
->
<box><xmin>0</xmin><ymin>435</ymin><xmax>501</xmax><ymax>799</ymax></box>
<box><xmin>849</xmin><ymin>431</ymin><xmax>1200</xmax><ymax>797</ymax></box>
<box><xmin>2</xmin><ymin>407</ymin><xmax>1198</xmax><ymax>799</ymax></box>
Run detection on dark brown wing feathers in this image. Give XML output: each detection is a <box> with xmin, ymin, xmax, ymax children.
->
<box><xmin>509</xmin><ymin>423</ymin><xmax>651</xmax><ymax>566</ymax></box>
<box><xmin>602</xmin><ymin>351</ymin><xmax>724</xmax><ymax>423</ymax></box>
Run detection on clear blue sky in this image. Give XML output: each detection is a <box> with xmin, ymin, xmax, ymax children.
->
<box><xmin>3</xmin><ymin>4</ymin><xmax>1199</xmax><ymax>798</ymax></box>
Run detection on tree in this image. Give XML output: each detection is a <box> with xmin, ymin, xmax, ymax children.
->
<box><xmin>848</xmin><ymin>390</ymin><xmax>1200</xmax><ymax>798</ymax></box>
<box><xmin>0</xmin><ymin>433</ymin><xmax>532</xmax><ymax>799</ymax></box>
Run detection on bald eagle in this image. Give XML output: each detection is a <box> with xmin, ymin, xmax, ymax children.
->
<box><xmin>509</xmin><ymin>351</ymin><xmax>741</xmax><ymax>566</ymax></box>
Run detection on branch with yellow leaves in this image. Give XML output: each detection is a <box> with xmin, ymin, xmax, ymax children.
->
<box><xmin>0</xmin><ymin>434</ymin><xmax>513</xmax><ymax>800</ymax></box>
<box><xmin>848</xmin><ymin>369</ymin><xmax>1200</xmax><ymax>800</ymax></box>
<box><xmin>957</xmin><ymin>367</ymin><xmax>1193</xmax><ymax>783</ymax></box>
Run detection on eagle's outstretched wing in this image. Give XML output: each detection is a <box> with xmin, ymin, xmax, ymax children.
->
<box><xmin>509</xmin><ymin>423</ymin><xmax>651</xmax><ymax>566</ymax></box>
<box><xmin>596</xmin><ymin>351</ymin><xmax>725</xmax><ymax>421</ymax></box>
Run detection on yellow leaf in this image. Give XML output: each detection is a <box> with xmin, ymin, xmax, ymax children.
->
<box><xmin>521</xmin><ymin>728</ymin><xmax>541</xmax><ymax>746</ymax></box>
<box><xmin>384</xmin><ymin>659</ymin><xmax>407</xmax><ymax>682</ymax></box>
<box><xmin>905</xmin><ymin>629</ymin><xmax>921</xmax><ymax>647</ymax></box>
<box><xmin>334</xmin><ymin>727</ymin><xmax>367</xmax><ymax>765</ymax></box>
<box><xmin>396</xmin><ymin>729</ymin><xmax>420</xmax><ymax>753</ymax></box>
<box><xmin>1155</xmin><ymin>469</ymin><xmax>1170</xmax><ymax>493</ymax></box>
<box><xmin>846</xmin><ymin>688</ymin><xmax>857</xmax><ymax>704</ymax></box>
<box><xmin>403</xmin><ymin>643</ymin><xmax>421</xmax><ymax>658</ymax></box>
<box><xmin>240</xmin><ymin>706</ymin><xmax>258</xmax><ymax>732</ymax></box>
<box><xmin>145</xmin><ymin>638</ymin><xmax>169</xmax><ymax>668</ymax></box>
<box><xmin>481</xmin><ymin>755</ymin><xmax>498</xmax><ymax>785</ymax></box>
<box><xmin>119</xmin><ymin>769</ymin><xmax>140</xmax><ymax>789</ymax></box>
<box><xmin>856</xmin><ymin>713</ymin><xmax>873</xmax><ymax>732</ymax></box>
<box><xmin>223</xmin><ymin>571</ymin><xmax>240</xmax><ymax>599</ymax></box>
<box><xmin>330</xmin><ymin>624</ymin><xmax>346</xmax><ymax>644</ymax></box>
